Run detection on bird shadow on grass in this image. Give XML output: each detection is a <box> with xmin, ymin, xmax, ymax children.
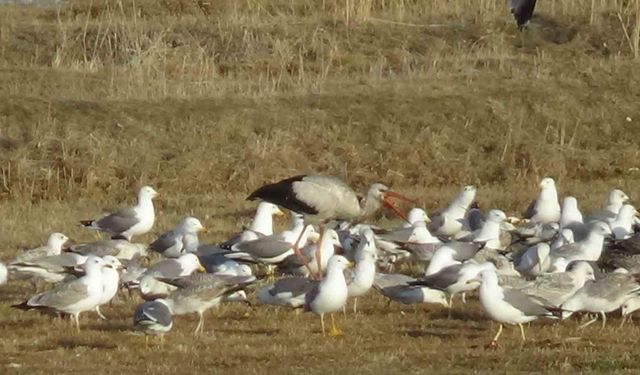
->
<box><xmin>41</xmin><ymin>338</ymin><xmax>118</xmax><ymax>350</ymax></box>
<box><xmin>215</xmin><ymin>327</ymin><xmax>281</xmax><ymax>336</ymax></box>
<box><xmin>428</xmin><ymin>310</ymin><xmax>486</xmax><ymax>322</ymax></box>
<box><xmin>90</xmin><ymin>321</ymin><xmax>132</xmax><ymax>333</ymax></box>
<box><xmin>402</xmin><ymin>329</ymin><xmax>456</xmax><ymax>339</ymax></box>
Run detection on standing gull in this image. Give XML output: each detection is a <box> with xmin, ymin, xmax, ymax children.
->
<box><xmin>95</xmin><ymin>256</ymin><xmax>122</xmax><ymax>319</ymax></box>
<box><xmin>560</xmin><ymin>272</ymin><xmax>640</xmax><ymax>328</ymax></box>
<box><xmin>470</xmin><ymin>269</ymin><xmax>553</xmax><ymax>345</ymax></box>
<box><xmin>523</xmin><ymin>177</ymin><xmax>561</xmax><ymax>224</ymax></box>
<box><xmin>346</xmin><ymin>229</ymin><xmax>377</xmax><ymax>313</ymax></box>
<box><xmin>304</xmin><ymin>255</ymin><xmax>352</xmax><ymax>336</ymax></box>
<box><xmin>81</xmin><ymin>186</ymin><xmax>158</xmax><ymax>240</ymax></box>
<box><xmin>517</xmin><ymin>261</ymin><xmax>596</xmax><ymax>307</ymax></box>
<box><xmin>160</xmin><ymin>274</ymin><xmax>256</xmax><ymax>335</ymax></box>
<box><xmin>12</xmin><ymin>256</ymin><xmax>106</xmax><ymax>331</ymax></box>
<box><xmin>150</xmin><ymin>217</ymin><xmax>206</xmax><ymax>258</ymax></box>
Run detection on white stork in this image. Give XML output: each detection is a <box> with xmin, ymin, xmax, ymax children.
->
<box><xmin>247</xmin><ymin>175</ymin><xmax>414</xmax><ymax>275</ymax></box>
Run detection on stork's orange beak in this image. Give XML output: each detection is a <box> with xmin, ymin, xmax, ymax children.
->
<box><xmin>382</xmin><ymin>191</ymin><xmax>415</xmax><ymax>223</ymax></box>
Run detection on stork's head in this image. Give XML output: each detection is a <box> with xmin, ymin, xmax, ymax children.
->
<box><xmin>366</xmin><ymin>183</ymin><xmax>415</xmax><ymax>222</ymax></box>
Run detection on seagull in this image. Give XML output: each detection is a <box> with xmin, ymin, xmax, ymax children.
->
<box><xmin>95</xmin><ymin>256</ymin><xmax>122</xmax><ymax>320</ymax></box>
<box><xmin>551</xmin><ymin>222</ymin><xmax>611</xmax><ymax>263</ymax></box>
<box><xmin>138</xmin><ymin>253</ymin><xmax>205</xmax><ymax>300</ymax></box>
<box><xmin>621</xmin><ymin>295</ymin><xmax>640</xmax><ymax>326</ymax></box>
<box><xmin>466</xmin><ymin>209</ymin><xmax>508</xmax><ymax>250</ymax></box>
<box><xmin>227</xmin><ymin>219</ymin><xmax>317</xmax><ymax>265</ymax></box>
<box><xmin>346</xmin><ymin>229</ymin><xmax>377</xmax><ymax>313</ymax></box>
<box><xmin>244</xmin><ymin>202</ymin><xmax>285</xmax><ymax>238</ymax></box>
<box><xmin>403</xmin><ymin>208</ymin><xmax>431</xmax><ymax>228</ymax></box>
<box><xmin>304</xmin><ymin>255</ymin><xmax>352</xmax><ymax>336</ymax></box>
<box><xmin>470</xmin><ymin>269</ymin><xmax>554</xmax><ymax>345</ymax></box>
<box><xmin>373</xmin><ymin>273</ymin><xmax>449</xmax><ymax>306</ymax></box>
<box><xmin>523</xmin><ymin>177</ymin><xmax>561</xmax><ymax>224</ymax></box>
<box><xmin>410</xmin><ymin>261</ymin><xmax>496</xmax><ymax>309</ymax></box>
<box><xmin>560</xmin><ymin>272</ymin><xmax>640</xmax><ymax>328</ymax></box>
<box><xmin>609</xmin><ymin>204</ymin><xmax>637</xmax><ymax>240</ymax></box>
<box><xmin>159</xmin><ymin>274</ymin><xmax>256</xmax><ymax>335</ymax></box>
<box><xmin>133</xmin><ymin>299</ymin><xmax>173</xmax><ymax>343</ymax></box>
<box><xmin>9</xmin><ymin>252</ymin><xmax>87</xmax><ymax>284</ymax></box>
<box><xmin>517</xmin><ymin>261</ymin><xmax>596</xmax><ymax>307</ymax></box>
<box><xmin>11</xmin><ymin>233</ymin><xmax>70</xmax><ymax>264</ymax></box>
<box><xmin>12</xmin><ymin>256</ymin><xmax>106</xmax><ymax>331</ymax></box>
<box><xmin>0</xmin><ymin>262</ymin><xmax>7</xmax><ymax>285</ymax></box>
<box><xmin>81</xmin><ymin>186</ymin><xmax>158</xmax><ymax>240</ymax></box>
<box><xmin>150</xmin><ymin>217</ymin><xmax>206</xmax><ymax>258</ymax></box>
<box><xmin>277</xmin><ymin>228</ymin><xmax>341</xmax><ymax>277</ymax></box>
<box><xmin>68</xmin><ymin>239</ymin><xmax>148</xmax><ymax>260</ymax></box>
<box><xmin>586</xmin><ymin>189</ymin><xmax>631</xmax><ymax>223</ymax></box>
<box><xmin>256</xmin><ymin>276</ymin><xmax>318</xmax><ymax>308</ymax></box>
<box><xmin>514</xmin><ymin>243</ymin><xmax>551</xmax><ymax>277</ymax></box>
<box><xmin>428</xmin><ymin>185</ymin><xmax>476</xmax><ymax>237</ymax></box>
<box><xmin>551</xmin><ymin>228</ymin><xmax>575</xmax><ymax>251</ymax></box>
<box><xmin>560</xmin><ymin>196</ymin><xmax>587</xmax><ymax>240</ymax></box>
<box><xmin>508</xmin><ymin>0</ymin><xmax>537</xmax><ymax>30</ymax></box>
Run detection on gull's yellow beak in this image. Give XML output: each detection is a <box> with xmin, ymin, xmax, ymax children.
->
<box><xmin>199</xmin><ymin>226</ymin><xmax>209</xmax><ymax>234</ymax></box>
<box><xmin>347</xmin><ymin>260</ymin><xmax>355</xmax><ymax>268</ymax></box>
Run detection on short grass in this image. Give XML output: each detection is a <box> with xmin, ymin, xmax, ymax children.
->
<box><xmin>1</xmin><ymin>0</ymin><xmax>640</xmax><ymax>373</ymax></box>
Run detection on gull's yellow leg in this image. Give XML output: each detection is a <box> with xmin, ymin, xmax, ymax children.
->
<box><xmin>320</xmin><ymin>313</ymin><xmax>326</xmax><ymax>336</ymax></box>
<box><xmin>329</xmin><ymin>313</ymin><xmax>344</xmax><ymax>337</ymax></box>
<box><xmin>518</xmin><ymin>323</ymin><xmax>526</xmax><ymax>341</ymax></box>
<box><xmin>492</xmin><ymin>324</ymin><xmax>503</xmax><ymax>343</ymax></box>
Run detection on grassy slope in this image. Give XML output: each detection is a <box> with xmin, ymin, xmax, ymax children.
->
<box><xmin>1</xmin><ymin>0</ymin><xmax>640</xmax><ymax>373</ymax></box>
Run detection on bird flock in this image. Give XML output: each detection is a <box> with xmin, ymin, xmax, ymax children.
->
<box><xmin>1</xmin><ymin>173</ymin><xmax>640</xmax><ymax>348</ymax></box>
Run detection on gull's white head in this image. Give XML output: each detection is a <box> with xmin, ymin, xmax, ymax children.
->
<box><xmin>486</xmin><ymin>209</ymin><xmax>507</xmax><ymax>223</ymax></box>
<box><xmin>407</xmin><ymin>208</ymin><xmax>430</xmax><ymax>224</ymax></box>
<box><xmin>539</xmin><ymin>177</ymin><xmax>556</xmax><ymax>189</ymax></box>
<box><xmin>567</xmin><ymin>261</ymin><xmax>596</xmax><ymax>281</ymax></box>
<box><xmin>83</xmin><ymin>255</ymin><xmax>106</xmax><ymax>272</ymax></box>
<box><xmin>48</xmin><ymin>233</ymin><xmax>70</xmax><ymax>250</ymax></box>
<box><xmin>591</xmin><ymin>221</ymin><xmax>612</xmax><ymax>237</ymax></box>
<box><xmin>180</xmin><ymin>217</ymin><xmax>206</xmax><ymax>234</ymax></box>
<box><xmin>177</xmin><ymin>253</ymin><xmax>205</xmax><ymax>273</ymax></box>
<box><xmin>326</xmin><ymin>255</ymin><xmax>352</xmax><ymax>272</ymax></box>
<box><xmin>102</xmin><ymin>255</ymin><xmax>123</xmax><ymax>270</ymax></box>
<box><xmin>258</xmin><ymin>202</ymin><xmax>285</xmax><ymax>217</ymax></box>
<box><xmin>139</xmin><ymin>186</ymin><xmax>159</xmax><ymax>200</ymax></box>
<box><xmin>608</xmin><ymin>189</ymin><xmax>630</xmax><ymax>206</ymax></box>
<box><xmin>562</xmin><ymin>196</ymin><xmax>579</xmax><ymax>211</ymax></box>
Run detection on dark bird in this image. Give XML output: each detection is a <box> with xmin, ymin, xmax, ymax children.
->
<box><xmin>508</xmin><ymin>0</ymin><xmax>537</xmax><ymax>30</ymax></box>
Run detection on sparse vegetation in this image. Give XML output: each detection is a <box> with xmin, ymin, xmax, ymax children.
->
<box><xmin>1</xmin><ymin>0</ymin><xmax>640</xmax><ymax>373</ymax></box>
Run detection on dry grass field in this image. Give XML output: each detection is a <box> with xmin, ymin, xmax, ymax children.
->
<box><xmin>2</xmin><ymin>0</ymin><xmax>640</xmax><ymax>373</ymax></box>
